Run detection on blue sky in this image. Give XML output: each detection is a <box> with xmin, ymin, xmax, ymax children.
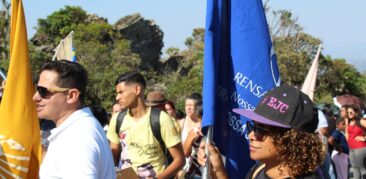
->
<box><xmin>22</xmin><ymin>0</ymin><xmax>365</xmax><ymax>71</ymax></box>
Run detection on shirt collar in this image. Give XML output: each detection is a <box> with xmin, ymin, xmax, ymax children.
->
<box><xmin>48</xmin><ymin>107</ymin><xmax>93</xmax><ymax>141</ymax></box>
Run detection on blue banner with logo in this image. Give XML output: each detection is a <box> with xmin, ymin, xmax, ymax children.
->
<box><xmin>202</xmin><ymin>0</ymin><xmax>280</xmax><ymax>177</ymax></box>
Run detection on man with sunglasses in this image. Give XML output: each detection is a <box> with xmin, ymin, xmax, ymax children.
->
<box><xmin>33</xmin><ymin>60</ymin><xmax>115</xmax><ymax>178</ymax></box>
<box><xmin>197</xmin><ymin>86</ymin><xmax>325</xmax><ymax>179</ymax></box>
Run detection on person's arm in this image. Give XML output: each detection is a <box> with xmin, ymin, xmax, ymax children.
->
<box><xmin>106</xmin><ymin>113</ymin><xmax>121</xmax><ymax>166</ymax></box>
<box><xmin>197</xmin><ymin>141</ymin><xmax>228</xmax><ymax>179</ymax></box>
<box><xmin>183</xmin><ymin>128</ymin><xmax>202</xmax><ymax>157</ymax></box>
<box><xmin>319</xmin><ymin>127</ymin><xmax>330</xmax><ymax>138</ymax></box>
<box><xmin>354</xmin><ymin>119</ymin><xmax>366</xmax><ymax>141</ymax></box>
<box><xmin>157</xmin><ymin>143</ymin><xmax>185</xmax><ymax>179</ymax></box>
<box><xmin>328</xmin><ymin>135</ymin><xmax>343</xmax><ymax>153</ymax></box>
<box><xmin>110</xmin><ymin>142</ymin><xmax>121</xmax><ymax>166</ymax></box>
<box><xmin>360</xmin><ymin>118</ymin><xmax>366</xmax><ymax>128</ymax></box>
<box><xmin>328</xmin><ymin>136</ymin><xmax>335</xmax><ymax>146</ymax></box>
<box><xmin>0</xmin><ymin>80</ymin><xmax>5</xmax><ymax>90</ymax></box>
<box><xmin>345</xmin><ymin>118</ymin><xmax>349</xmax><ymax>140</ymax></box>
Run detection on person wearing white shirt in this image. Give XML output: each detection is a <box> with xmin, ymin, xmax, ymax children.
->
<box><xmin>33</xmin><ymin>60</ymin><xmax>115</xmax><ymax>179</ymax></box>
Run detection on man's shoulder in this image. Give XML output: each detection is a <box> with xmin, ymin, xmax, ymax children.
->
<box><xmin>67</xmin><ymin>114</ymin><xmax>104</xmax><ymax>139</ymax></box>
<box><xmin>155</xmin><ymin>109</ymin><xmax>172</xmax><ymax>121</ymax></box>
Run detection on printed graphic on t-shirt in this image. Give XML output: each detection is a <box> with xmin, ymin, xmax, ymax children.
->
<box><xmin>119</xmin><ymin>131</ymin><xmax>158</xmax><ymax>177</ymax></box>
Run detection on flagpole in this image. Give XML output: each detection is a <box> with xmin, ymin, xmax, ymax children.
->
<box><xmin>51</xmin><ymin>40</ymin><xmax>63</xmax><ymax>61</ymax></box>
<box><xmin>202</xmin><ymin>125</ymin><xmax>213</xmax><ymax>179</ymax></box>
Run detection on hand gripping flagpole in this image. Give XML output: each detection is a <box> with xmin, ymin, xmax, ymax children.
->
<box><xmin>202</xmin><ymin>125</ymin><xmax>213</xmax><ymax>179</ymax></box>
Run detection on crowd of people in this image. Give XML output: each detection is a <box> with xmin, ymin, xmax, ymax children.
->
<box><xmin>1</xmin><ymin>60</ymin><xmax>366</xmax><ymax>179</ymax></box>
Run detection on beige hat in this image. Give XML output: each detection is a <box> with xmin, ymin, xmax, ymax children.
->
<box><xmin>145</xmin><ymin>91</ymin><xmax>167</xmax><ymax>106</ymax></box>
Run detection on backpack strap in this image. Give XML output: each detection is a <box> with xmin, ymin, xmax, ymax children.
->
<box><xmin>115</xmin><ymin>108</ymin><xmax>165</xmax><ymax>153</ymax></box>
<box><xmin>116</xmin><ymin>109</ymin><xmax>128</xmax><ymax>135</ymax></box>
<box><xmin>150</xmin><ymin>107</ymin><xmax>165</xmax><ymax>153</ymax></box>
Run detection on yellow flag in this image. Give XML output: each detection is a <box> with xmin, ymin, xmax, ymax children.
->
<box><xmin>0</xmin><ymin>0</ymin><xmax>41</xmax><ymax>178</ymax></box>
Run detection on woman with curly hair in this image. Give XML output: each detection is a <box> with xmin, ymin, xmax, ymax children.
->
<box><xmin>197</xmin><ymin>86</ymin><xmax>325</xmax><ymax>179</ymax></box>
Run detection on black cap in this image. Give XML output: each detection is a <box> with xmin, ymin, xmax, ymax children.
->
<box><xmin>233</xmin><ymin>85</ymin><xmax>318</xmax><ymax>133</ymax></box>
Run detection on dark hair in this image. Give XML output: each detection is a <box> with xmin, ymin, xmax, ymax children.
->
<box><xmin>335</xmin><ymin>118</ymin><xmax>345</xmax><ymax>126</ymax></box>
<box><xmin>40</xmin><ymin>60</ymin><xmax>88</xmax><ymax>103</ymax></box>
<box><xmin>176</xmin><ymin>110</ymin><xmax>186</xmax><ymax>119</ymax></box>
<box><xmin>115</xmin><ymin>71</ymin><xmax>146</xmax><ymax>89</ymax></box>
<box><xmin>347</xmin><ymin>104</ymin><xmax>361</xmax><ymax>120</ymax></box>
<box><xmin>165</xmin><ymin>100</ymin><xmax>176</xmax><ymax>110</ymax></box>
<box><xmin>322</xmin><ymin>106</ymin><xmax>334</xmax><ymax>118</ymax></box>
<box><xmin>186</xmin><ymin>92</ymin><xmax>202</xmax><ymax>105</ymax></box>
<box><xmin>195</xmin><ymin>101</ymin><xmax>203</xmax><ymax>118</ymax></box>
<box><xmin>89</xmin><ymin>105</ymin><xmax>108</xmax><ymax>127</ymax></box>
<box><xmin>341</xmin><ymin>104</ymin><xmax>349</xmax><ymax>109</ymax></box>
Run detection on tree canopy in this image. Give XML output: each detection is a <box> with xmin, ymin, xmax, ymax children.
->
<box><xmin>0</xmin><ymin>4</ymin><xmax>365</xmax><ymax>112</ymax></box>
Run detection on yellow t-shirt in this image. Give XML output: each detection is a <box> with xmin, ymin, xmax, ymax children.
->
<box><xmin>107</xmin><ymin>107</ymin><xmax>181</xmax><ymax>178</ymax></box>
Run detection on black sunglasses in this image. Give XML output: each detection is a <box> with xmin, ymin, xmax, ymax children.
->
<box><xmin>246</xmin><ymin>121</ymin><xmax>272</xmax><ymax>141</ymax></box>
<box><xmin>246</xmin><ymin>121</ymin><xmax>289</xmax><ymax>141</ymax></box>
<box><xmin>36</xmin><ymin>85</ymin><xmax>70</xmax><ymax>99</ymax></box>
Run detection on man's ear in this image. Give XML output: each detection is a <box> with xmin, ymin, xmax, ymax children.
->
<box><xmin>66</xmin><ymin>89</ymin><xmax>80</xmax><ymax>104</ymax></box>
<box><xmin>134</xmin><ymin>84</ymin><xmax>143</xmax><ymax>96</ymax></box>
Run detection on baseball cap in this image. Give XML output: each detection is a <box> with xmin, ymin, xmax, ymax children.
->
<box><xmin>233</xmin><ymin>85</ymin><xmax>318</xmax><ymax>133</ymax></box>
<box><xmin>145</xmin><ymin>91</ymin><xmax>167</xmax><ymax>107</ymax></box>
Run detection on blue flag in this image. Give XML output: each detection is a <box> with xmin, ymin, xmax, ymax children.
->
<box><xmin>202</xmin><ymin>0</ymin><xmax>280</xmax><ymax>177</ymax></box>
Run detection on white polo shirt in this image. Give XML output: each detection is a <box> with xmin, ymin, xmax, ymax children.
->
<box><xmin>39</xmin><ymin>107</ymin><xmax>115</xmax><ymax>179</ymax></box>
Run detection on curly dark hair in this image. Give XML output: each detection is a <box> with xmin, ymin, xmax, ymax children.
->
<box><xmin>271</xmin><ymin>128</ymin><xmax>325</xmax><ymax>177</ymax></box>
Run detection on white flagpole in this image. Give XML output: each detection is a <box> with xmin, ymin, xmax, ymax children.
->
<box><xmin>202</xmin><ymin>125</ymin><xmax>213</xmax><ymax>179</ymax></box>
<box><xmin>51</xmin><ymin>40</ymin><xmax>63</xmax><ymax>61</ymax></box>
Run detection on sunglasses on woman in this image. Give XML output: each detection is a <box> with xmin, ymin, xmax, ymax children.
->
<box><xmin>246</xmin><ymin>121</ymin><xmax>287</xmax><ymax>141</ymax></box>
<box><xmin>246</xmin><ymin>121</ymin><xmax>272</xmax><ymax>140</ymax></box>
<box><xmin>36</xmin><ymin>85</ymin><xmax>70</xmax><ymax>99</ymax></box>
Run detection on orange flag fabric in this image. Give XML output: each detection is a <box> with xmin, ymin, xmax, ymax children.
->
<box><xmin>0</xmin><ymin>0</ymin><xmax>41</xmax><ymax>178</ymax></box>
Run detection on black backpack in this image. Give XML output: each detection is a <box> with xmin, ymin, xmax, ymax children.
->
<box><xmin>115</xmin><ymin>107</ymin><xmax>167</xmax><ymax>155</ymax></box>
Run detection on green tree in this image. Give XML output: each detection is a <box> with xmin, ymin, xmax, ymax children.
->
<box><xmin>35</xmin><ymin>6</ymin><xmax>88</xmax><ymax>45</ymax></box>
<box><xmin>265</xmin><ymin>6</ymin><xmax>366</xmax><ymax>104</ymax></box>
<box><xmin>269</xmin><ymin>9</ymin><xmax>321</xmax><ymax>87</ymax></box>
<box><xmin>31</xmin><ymin>6</ymin><xmax>141</xmax><ymax>110</ymax></box>
<box><xmin>316</xmin><ymin>56</ymin><xmax>366</xmax><ymax>103</ymax></box>
<box><xmin>0</xmin><ymin>0</ymin><xmax>10</xmax><ymax>61</ymax></box>
<box><xmin>162</xmin><ymin>28</ymin><xmax>204</xmax><ymax>110</ymax></box>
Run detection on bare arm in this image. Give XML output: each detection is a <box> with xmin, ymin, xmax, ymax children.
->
<box><xmin>157</xmin><ymin>143</ymin><xmax>185</xmax><ymax>179</ymax></box>
<box><xmin>319</xmin><ymin>127</ymin><xmax>330</xmax><ymax>138</ymax></box>
<box><xmin>183</xmin><ymin>128</ymin><xmax>202</xmax><ymax>157</ymax></box>
<box><xmin>360</xmin><ymin>118</ymin><xmax>366</xmax><ymax>128</ymax></box>
<box><xmin>328</xmin><ymin>136</ymin><xmax>335</xmax><ymax>146</ymax></box>
<box><xmin>354</xmin><ymin>119</ymin><xmax>366</xmax><ymax>142</ymax></box>
<box><xmin>110</xmin><ymin>142</ymin><xmax>121</xmax><ymax>166</ymax></box>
